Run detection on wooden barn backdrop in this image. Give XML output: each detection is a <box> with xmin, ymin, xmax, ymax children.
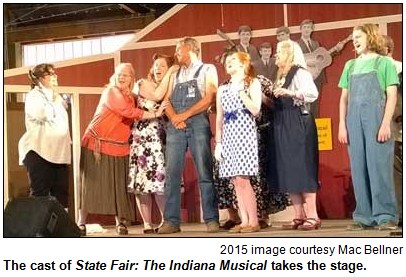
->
<box><xmin>4</xmin><ymin>4</ymin><xmax>402</xmax><ymax>223</ymax></box>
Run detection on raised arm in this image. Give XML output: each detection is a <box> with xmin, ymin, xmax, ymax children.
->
<box><xmin>139</xmin><ymin>65</ymin><xmax>179</xmax><ymax>102</ymax></box>
<box><xmin>239</xmin><ymin>78</ymin><xmax>262</xmax><ymax>116</ymax></box>
<box><xmin>215</xmin><ymin>86</ymin><xmax>224</xmax><ymax>144</ymax></box>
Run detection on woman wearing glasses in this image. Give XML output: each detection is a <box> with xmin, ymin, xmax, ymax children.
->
<box><xmin>19</xmin><ymin>63</ymin><xmax>71</xmax><ymax>209</ymax></box>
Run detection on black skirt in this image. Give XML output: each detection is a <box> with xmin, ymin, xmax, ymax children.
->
<box><xmin>267</xmin><ymin>102</ymin><xmax>319</xmax><ymax>194</ymax></box>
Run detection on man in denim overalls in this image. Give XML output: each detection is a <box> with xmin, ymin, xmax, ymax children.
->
<box><xmin>158</xmin><ymin>37</ymin><xmax>219</xmax><ymax>234</ymax></box>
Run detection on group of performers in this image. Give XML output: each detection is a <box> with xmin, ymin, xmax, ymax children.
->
<box><xmin>18</xmin><ymin>20</ymin><xmax>401</xmax><ymax>236</ymax></box>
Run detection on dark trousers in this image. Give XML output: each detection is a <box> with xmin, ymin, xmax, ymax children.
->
<box><xmin>23</xmin><ymin>151</ymin><xmax>69</xmax><ymax>208</ymax></box>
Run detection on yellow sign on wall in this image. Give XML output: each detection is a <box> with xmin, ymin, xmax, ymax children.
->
<box><xmin>315</xmin><ymin>118</ymin><xmax>333</xmax><ymax>151</ymax></box>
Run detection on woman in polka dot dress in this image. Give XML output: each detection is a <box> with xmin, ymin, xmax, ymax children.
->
<box><xmin>215</xmin><ymin>51</ymin><xmax>262</xmax><ymax>233</ymax></box>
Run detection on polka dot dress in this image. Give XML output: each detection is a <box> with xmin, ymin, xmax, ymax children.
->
<box><xmin>219</xmin><ymin>81</ymin><xmax>258</xmax><ymax>178</ymax></box>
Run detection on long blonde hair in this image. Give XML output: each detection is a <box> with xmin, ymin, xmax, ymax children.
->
<box><xmin>108</xmin><ymin>63</ymin><xmax>135</xmax><ymax>93</ymax></box>
<box><xmin>275</xmin><ymin>40</ymin><xmax>295</xmax><ymax>81</ymax></box>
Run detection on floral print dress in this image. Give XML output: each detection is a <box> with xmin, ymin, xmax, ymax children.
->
<box><xmin>128</xmin><ymin>97</ymin><xmax>166</xmax><ymax>195</ymax></box>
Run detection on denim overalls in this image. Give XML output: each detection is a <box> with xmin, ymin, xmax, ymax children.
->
<box><xmin>164</xmin><ymin>64</ymin><xmax>219</xmax><ymax>227</ymax></box>
<box><xmin>346</xmin><ymin>57</ymin><xmax>398</xmax><ymax>226</ymax></box>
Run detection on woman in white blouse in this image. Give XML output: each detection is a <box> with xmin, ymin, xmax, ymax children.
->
<box><xmin>18</xmin><ymin>63</ymin><xmax>71</xmax><ymax>207</ymax></box>
<box><xmin>268</xmin><ymin>41</ymin><xmax>321</xmax><ymax>231</ymax></box>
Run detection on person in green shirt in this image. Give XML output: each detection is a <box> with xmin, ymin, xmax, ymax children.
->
<box><xmin>338</xmin><ymin>23</ymin><xmax>399</xmax><ymax>231</ymax></box>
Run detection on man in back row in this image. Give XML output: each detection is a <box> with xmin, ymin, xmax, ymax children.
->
<box><xmin>236</xmin><ymin>25</ymin><xmax>261</xmax><ymax>62</ymax></box>
<box><xmin>252</xmin><ymin>42</ymin><xmax>278</xmax><ymax>82</ymax></box>
<box><xmin>296</xmin><ymin>19</ymin><xmax>326</xmax><ymax>118</ymax></box>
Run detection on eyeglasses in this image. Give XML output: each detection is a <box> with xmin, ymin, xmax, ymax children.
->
<box><xmin>117</xmin><ymin>73</ymin><xmax>132</xmax><ymax>78</ymax></box>
<box><xmin>43</xmin><ymin>72</ymin><xmax>57</xmax><ymax>77</ymax></box>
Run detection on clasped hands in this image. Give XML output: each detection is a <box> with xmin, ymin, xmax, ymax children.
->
<box><xmin>171</xmin><ymin>112</ymin><xmax>188</xmax><ymax>129</ymax></box>
<box><xmin>273</xmin><ymin>87</ymin><xmax>295</xmax><ymax>98</ymax></box>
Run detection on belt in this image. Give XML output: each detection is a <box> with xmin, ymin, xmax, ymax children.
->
<box><xmin>87</xmin><ymin>128</ymin><xmax>128</xmax><ymax>163</ymax></box>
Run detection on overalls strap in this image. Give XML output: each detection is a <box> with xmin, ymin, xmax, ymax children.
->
<box><xmin>193</xmin><ymin>64</ymin><xmax>205</xmax><ymax>79</ymax></box>
<box><xmin>175</xmin><ymin>64</ymin><xmax>205</xmax><ymax>83</ymax></box>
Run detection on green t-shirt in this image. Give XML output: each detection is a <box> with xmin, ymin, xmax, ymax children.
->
<box><xmin>338</xmin><ymin>55</ymin><xmax>399</xmax><ymax>94</ymax></box>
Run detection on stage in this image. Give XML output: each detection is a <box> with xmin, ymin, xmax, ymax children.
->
<box><xmin>84</xmin><ymin>219</ymin><xmax>402</xmax><ymax>238</ymax></box>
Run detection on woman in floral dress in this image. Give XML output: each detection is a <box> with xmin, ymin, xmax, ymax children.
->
<box><xmin>128</xmin><ymin>54</ymin><xmax>177</xmax><ymax>233</ymax></box>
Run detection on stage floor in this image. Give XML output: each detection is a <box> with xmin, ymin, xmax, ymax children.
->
<box><xmin>84</xmin><ymin>219</ymin><xmax>402</xmax><ymax>238</ymax></box>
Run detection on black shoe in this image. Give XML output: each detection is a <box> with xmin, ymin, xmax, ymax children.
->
<box><xmin>220</xmin><ymin>220</ymin><xmax>241</xmax><ymax>230</ymax></box>
<box><xmin>259</xmin><ymin>220</ymin><xmax>269</xmax><ymax>229</ymax></box>
<box><xmin>116</xmin><ymin>223</ymin><xmax>128</xmax><ymax>235</ymax></box>
<box><xmin>78</xmin><ymin>224</ymin><xmax>86</xmax><ymax>236</ymax></box>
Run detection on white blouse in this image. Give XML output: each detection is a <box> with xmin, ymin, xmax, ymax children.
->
<box><xmin>289</xmin><ymin>68</ymin><xmax>319</xmax><ymax>106</ymax></box>
<box><xmin>18</xmin><ymin>85</ymin><xmax>71</xmax><ymax>165</ymax></box>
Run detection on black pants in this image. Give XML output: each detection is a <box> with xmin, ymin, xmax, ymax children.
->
<box><xmin>23</xmin><ymin>151</ymin><xmax>68</xmax><ymax>207</ymax></box>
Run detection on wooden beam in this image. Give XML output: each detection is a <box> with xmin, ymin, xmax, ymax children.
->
<box><xmin>6</xmin><ymin>14</ymin><xmax>155</xmax><ymax>43</ymax></box>
<box><xmin>118</xmin><ymin>4</ymin><xmax>135</xmax><ymax>14</ymax></box>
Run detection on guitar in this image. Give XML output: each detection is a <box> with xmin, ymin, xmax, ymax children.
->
<box><xmin>304</xmin><ymin>35</ymin><xmax>352</xmax><ymax>79</ymax></box>
<box><xmin>215</xmin><ymin>29</ymin><xmax>237</xmax><ymax>63</ymax></box>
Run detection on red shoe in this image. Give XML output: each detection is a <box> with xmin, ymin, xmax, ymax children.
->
<box><xmin>298</xmin><ymin>218</ymin><xmax>321</xmax><ymax>231</ymax></box>
<box><xmin>281</xmin><ymin>219</ymin><xmax>305</xmax><ymax>230</ymax></box>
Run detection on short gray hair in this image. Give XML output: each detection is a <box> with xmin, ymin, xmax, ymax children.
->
<box><xmin>178</xmin><ymin>37</ymin><xmax>200</xmax><ymax>56</ymax></box>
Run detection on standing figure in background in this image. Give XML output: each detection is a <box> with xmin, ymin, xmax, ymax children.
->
<box><xmin>268</xmin><ymin>40</ymin><xmax>320</xmax><ymax>231</ymax></box>
<box><xmin>157</xmin><ymin>37</ymin><xmax>219</xmax><ymax>234</ymax></box>
<box><xmin>236</xmin><ymin>25</ymin><xmax>261</xmax><ymax>62</ymax></box>
<box><xmin>338</xmin><ymin>24</ymin><xmax>399</xmax><ymax>231</ymax></box>
<box><xmin>383</xmin><ymin>35</ymin><xmax>402</xmax><ymax>227</ymax></box>
<box><xmin>19</xmin><ymin>63</ymin><xmax>71</xmax><ymax>208</ymax></box>
<box><xmin>215</xmin><ymin>51</ymin><xmax>262</xmax><ymax>233</ymax></box>
<box><xmin>128</xmin><ymin>54</ymin><xmax>177</xmax><ymax>234</ymax></box>
<box><xmin>276</xmin><ymin>26</ymin><xmax>307</xmax><ymax>69</ymax></box>
<box><xmin>78</xmin><ymin>63</ymin><xmax>167</xmax><ymax>236</ymax></box>
<box><xmin>252</xmin><ymin>42</ymin><xmax>278</xmax><ymax>82</ymax></box>
<box><xmin>296</xmin><ymin>19</ymin><xmax>326</xmax><ymax>118</ymax></box>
